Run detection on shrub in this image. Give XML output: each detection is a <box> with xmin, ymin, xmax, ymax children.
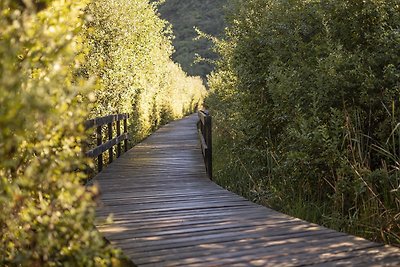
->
<box><xmin>83</xmin><ymin>0</ymin><xmax>206</xmax><ymax>143</ymax></box>
<box><xmin>0</xmin><ymin>0</ymin><xmax>121</xmax><ymax>265</ymax></box>
<box><xmin>208</xmin><ymin>0</ymin><xmax>400</xmax><ymax>244</ymax></box>
<box><xmin>0</xmin><ymin>0</ymin><xmax>206</xmax><ymax>265</ymax></box>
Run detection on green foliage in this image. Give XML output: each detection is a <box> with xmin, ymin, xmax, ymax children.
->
<box><xmin>208</xmin><ymin>0</ymin><xmax>400</xmax><ymax>244</ymax></box>
<box><xmin>0</xmin><ymin>0</ymin><xmax>122</xmax><ymax>265</ymax></box>
<box><xmin>83</xmin><ymin>0</ymin><xmax>206</xmax><ymax>142</ymax></box>
<box><xmin>155</xmin><ymin>0</ymin><xmax>226</xmax><ymax>79</ymax></box>
<box><xmin>1</xmin><ymin>0</ymin><xmax>205</xmax><ymax>265</ymax></box>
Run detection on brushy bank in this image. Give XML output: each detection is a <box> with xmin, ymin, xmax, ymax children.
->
<box><xmin>207</xmin><ymin>0</ymin><xmax>400</xmax><ymax>245</ymax></box>
<box><xmin>83</xmin><ymin>0</ymin><xmax>206</xmax><ymax>143</ymax></box>
<box><xmin>0</xmin><ymin>0</ymin><xmax>206</xmax><ymax>265</ymax></box>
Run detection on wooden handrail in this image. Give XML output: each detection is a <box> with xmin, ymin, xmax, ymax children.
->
<box><xmin>85</xmin><ymin>113</ymin><xmax>129</xmax><ymax>172</ymax></box>
<box><xmin>197</xmin><ymin>110</ymin><xmax>212</xmax><ymax>179</ymax></box>
<box><xmin>84</xmin><ymin>114</ymin><xmax>129</xmax><ymax>129</ymax></box>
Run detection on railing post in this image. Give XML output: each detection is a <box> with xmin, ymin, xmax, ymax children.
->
<box><xmin>117</xmin><ymin>117</ymin><xmax>121</xmax><ymax>158</ymax></box>
<box><xmin>108</xmin><ymin>121</ymin><xmax>113</xmax><ymax>164</ymax></box>
<box><xmin>197</xmin><ymin>110</ymin><xmax>212</xmax><ymax>180</ymax></box>
<box><xmin>205</xmin><ymin>114</ymin><xmax>212</xmax><ymax>179</ymax></box>
<box><xmin>96</xmin><ymin>125</ymin><xmax>103</xmax><ymax>172</ymax></box>
<box><xmin>124</xmin><ymin>116</ymin><xmax>128</xmax><ymax>152</ymax></box>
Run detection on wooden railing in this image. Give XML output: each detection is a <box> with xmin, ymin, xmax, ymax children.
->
<box><xmin>85</xmin><ymin>113</ymin><xmax>129</xmax><ymax>172</ymax></box>
<box><xmin>197</xmin><ymin>110</ymin><xmax>212</xmax><ymax>179</ymax></box>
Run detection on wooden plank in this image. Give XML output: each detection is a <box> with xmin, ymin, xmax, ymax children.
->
<box><xmin>97</xmin><ymin>214</ymin><xmax>301</xmax><ymax>235</ymax></box>
<box><xmin>86</xmin><ymin>133</ymin><xmax>128</xmax><ymax>158</ymax></box>
<box><xmin>127</xmin><ymin>231</ymin><xmax>344</xmax><ymax>262</ymax></box>
<box><xmin>98</xmin><ymin>209</ymin><xmax>288</xmax><ymax>224</ymax></box>
<box><xmin>102</xmin><ymin>218</ymin><xmax>309</xmax><ymax>241</ymax></box>
<box><xmin>85</xmin><ymin>113</ymin><xmax>128</xmax><ymax>129</ymax></box>
<box><xmin>95</xmin><ymin>205</ymin><xmax>260</xmax><ymax>221</ymax></box>
<box><xmin>198</xmin><ymin>110</ymin><xmax>207</xmax><ymax>125</ymax></box>
<box><xmin>86</xmin><ymin>114</ymin><xmax>116</xmax><ymax>129</ymax></box>
<box><xmin>118</xmin><ymin>225</ymin><xmax>332</xmax><ymax>252</ymax></box>
<box><xmin>198</xmin><ymin>128</ymin><xmax>208</xmax><ymax>154</ymax></box>
<box><xmin>95</xmin><ymin>201</ymin><xmax>251</xmax><ymax>217</ymax></box>
<box><xmin>134</xmin><ymin>233</ymin><xmax>360</xmax><ymax>266</ymax></box>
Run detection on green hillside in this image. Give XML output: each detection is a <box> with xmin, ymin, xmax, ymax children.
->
<box><xmin>156</xmin><ymin>0</ymin><xmax>226</xmax><ymax>80</ymax></box>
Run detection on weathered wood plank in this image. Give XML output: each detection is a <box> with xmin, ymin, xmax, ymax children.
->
<box><xmin>94</xmin><ymin>114</ymin><xmax>400</xmax><ymax>266</ymax></box>
<box><xmin>126</xmin><ymin>231</ymin><xmax>344</xmax><ymax>261</ymax></box>
<box><xmin>134</xmin><ymin>234</ymin><xmax>375</xmax><ymax>266</ymax></box>
<box><xmin>85</xmin><ymin>113</ymin><xmax>129</xmax><ymax>129</ymax></box>
<box><xmin>86</xmin><ymin>133</ymin><xmax>128</xmax><ymax>158</ymax></box>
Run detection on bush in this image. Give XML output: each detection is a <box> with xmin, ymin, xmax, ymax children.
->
<box><xmin>1</xmin><ymin>0</ymin><xmax>206</xmax><ymax>265</ymax></box>
<box><xmin>208</xmin><ymin>0</ymin><xmax>400</xmax><ymax>244</ymax></box>
<box><xmin>0</xmin><ymin>0</ymin><xmax>121</xmax><ymax>265</ymax></box>
<box><xmin>83</xmin><ymin>0</ymin><xmax>206</xmax><ymax>142</ymax></box>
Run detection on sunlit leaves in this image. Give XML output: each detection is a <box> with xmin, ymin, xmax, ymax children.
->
<box><xmin>83</xmin><ymin>0</ymin><xmax>206</xmax><ymax>142</ymax></box>
<box><xmin>1</xmin><ymin>0</ymin><xmax>206</xmax><ymax>264</ymax></box>
<box><xmin>0</xmin><ymin>0</ymin><xmax>121</xmax><ymax>265</ymax></box>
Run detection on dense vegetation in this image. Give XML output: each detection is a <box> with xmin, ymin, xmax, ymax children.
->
<box><xmin>0</xmin><ymin>0</ymin><xmax>205</xmax><ymax>265</ymax></box>
<box><xmin>207</xmin><ymin>0</ymin><xmax>400</xmax><ymax>245</ymax></box>
<box><xmin>83</xmin><ymin>0</ymin><xmax>206</xmax><ymax>142</ymax></box>
<box><xmin>156</xmin><ymin>0</ymin><xmax>226</xmax><ymax>79</ymax></box>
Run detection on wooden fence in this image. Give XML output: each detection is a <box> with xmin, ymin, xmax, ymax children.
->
<box><xmin>85</xmin><ymin>114</ymin><xmax>129</xmax><ymax>172</ymax></box>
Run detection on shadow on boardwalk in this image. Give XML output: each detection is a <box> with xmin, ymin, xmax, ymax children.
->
<box><xmin>94</xmin><ymin>114</ymin><xmax>400</xmax><ymax>266</ymax></box>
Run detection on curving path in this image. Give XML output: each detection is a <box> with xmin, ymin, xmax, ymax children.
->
<box><xmin>94</xmin><ymin>114</ymin><xmax>400</xmax><ymax>266</ymax></box>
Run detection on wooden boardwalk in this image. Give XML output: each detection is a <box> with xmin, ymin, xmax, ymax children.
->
<box><xmin>94</xmin><ymin>114</ymin><xmax>400</xmax><ymax>266</ymax></box>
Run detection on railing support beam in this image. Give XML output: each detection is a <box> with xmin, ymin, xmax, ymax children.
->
<box><xmin>96</xmin><ymin>125</ymin><xmax>103</xmax><ymax>172</ymax></box>
<box><xmin>117</xmin><ymin>119</ymin><xmax>121</xmax><ymax>158</ymax></box>
<box><xmin>198</xmin><ymin>110</ymin><xmax>212</xmax><ymax>179</ymax></box>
